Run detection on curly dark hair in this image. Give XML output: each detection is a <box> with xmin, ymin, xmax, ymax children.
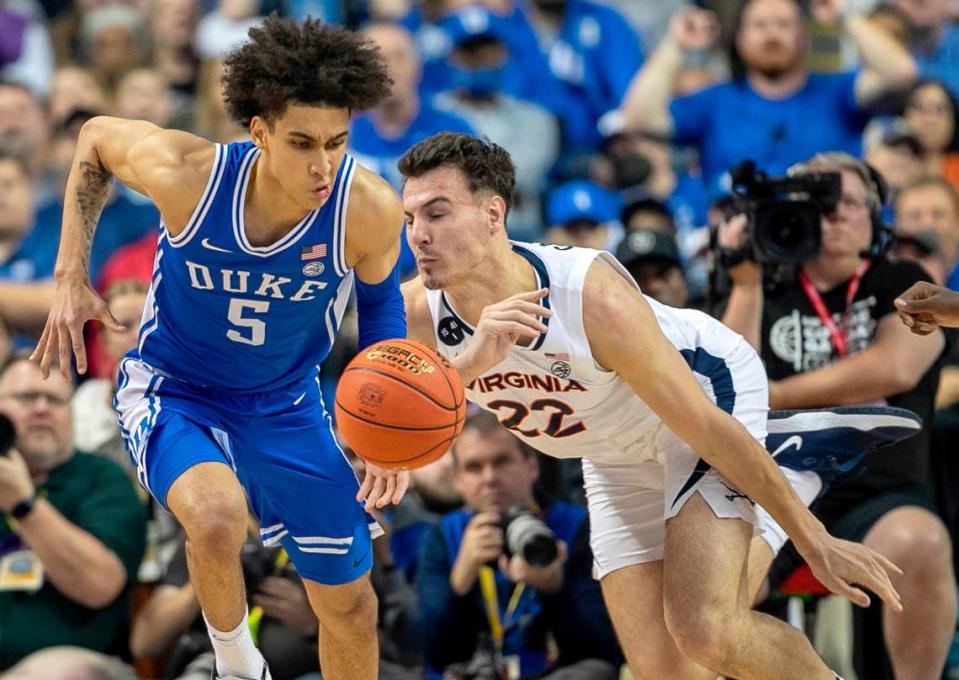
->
<box><xmin>397</xmin><ymin>132</ymin><xmax>516</xmax><ymax>215</ymax></box>
<box><xmin>222</xmin><ymin>15</ymin><xmax>392</xmax><ymax>127</ymax></box>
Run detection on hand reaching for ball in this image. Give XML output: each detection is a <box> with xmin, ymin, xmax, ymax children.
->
<box><xmin>357</xmin><ymin>463</ymin><xmax>410</xmax><ymax>512</ymax></box>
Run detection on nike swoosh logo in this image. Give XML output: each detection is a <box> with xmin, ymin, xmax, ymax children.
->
<box><xmin>353</xmin><ymin>552</ymin><xmax>369</xmax><ymax>568</ymax></box>
<box><xmin>201</xmin><ymin>238</ymin><xmax>232</xmax><ymax>254</ymax></box>
<box><xmin>771</xmin><ymin>435</ymin><xmax>803</xmax><ymax>458</ymax></box>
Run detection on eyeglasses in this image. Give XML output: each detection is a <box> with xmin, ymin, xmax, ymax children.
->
<box><xmin>835</xmin><ymin>195</ymin><xmax>870</xmax><ymax>212</ymax></box>
<box><xmin>0</xmin><ymin>391</ymin><xmax>70</xmax><ymax>408</ymax></box>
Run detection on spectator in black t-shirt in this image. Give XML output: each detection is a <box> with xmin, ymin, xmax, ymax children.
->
<box><xmin>720</xmin><ymin>151</ymin><xmax>955</xmax><ymax>680</ymax></box>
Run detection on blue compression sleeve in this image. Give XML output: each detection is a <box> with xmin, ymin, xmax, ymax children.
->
<box><xmin>355</xmin><ymin>264</ymin><xmax>407</xmax><ymax>349</ymax></box>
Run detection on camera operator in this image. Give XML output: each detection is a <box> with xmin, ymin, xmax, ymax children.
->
<box><xmin>719</xmin><ymin>151</ymin><xmax>955</xmax><ymax>680</ymax></box>
<box><xmin>415</xmin><ymin>412</ymin><xmax>619</xmax><ymax>680</ymax></box>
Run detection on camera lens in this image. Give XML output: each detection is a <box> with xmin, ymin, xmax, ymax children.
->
<box><xmin>502</xmin><ymin>509</ymin><xmax>558</xmax><ymax>568</ymax></box>
<box><xmin>767</xmin><ymin>206</ymin><xmax>807</xmax><ymax>251</ymax></box>
<box><xmin>0</xmin><ymin>413</ymin><xmax>15</xmax><ymax>456</ymax></box>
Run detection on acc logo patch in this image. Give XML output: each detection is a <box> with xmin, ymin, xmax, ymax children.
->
<box><xmin>550</xmin><ymin>361</ymin><xmax>571</xmax><ymax>378</ymax></box>
<box><xmin>302</xmin><ymin>262</ymin><xmax>325</xmax><ymax>277</ymax></box>
<box><xmin>438</xmin><ymin>317</ymin><xmax>466</xmax><ymax>346</ymax></box>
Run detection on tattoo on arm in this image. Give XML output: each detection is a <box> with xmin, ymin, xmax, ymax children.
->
<box><xmin>75</xmin><ymin>159</ymin><xmax>113</xmax><ymax>269</ymax></box>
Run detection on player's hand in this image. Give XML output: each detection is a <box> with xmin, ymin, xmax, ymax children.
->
<box><xmin>30</xmin><ymin>274</ymin><xmax>124</xmax><ymax>378</ymax></box>
<box><xmin>811</xmin><ymin>0</ymin><xmax>846</xmax><ymax>25</ymax></box>
<box><xmin>895</xmin><ymin>282</ymin><xmax>959</xmax><ymax>334</ymax></box>
<box><xmin>801</xmin><ymin>534</ymin><xmax>902</xmax><ymax>611</ymax></box>
<box><xmin>459</xmin><ymin>289</ymin><xmax>551</xmax><ymax>381</ymax></box>
<box><xmin>253</xmin><ymin>577</ymin><xmax>318</xmax><ymax>636</ymax></box>
<box><xmin>356</xmin><ymin>462</ymin><xmax>410</xmax><ymax>512</ymax></box>
<box><xmin>0</xmin><ymin>448</ymin><xmax>35</xmax><ymax>514</ymax></box>
<box><xmin>668</xmin><ymin>8</ymin><xmax>720</xmax><ymax>52</ymax></box>
<box><xmin>498</xmin><ymin>540</ymin><xmax>567</xmax><ymax>593</ymax></box>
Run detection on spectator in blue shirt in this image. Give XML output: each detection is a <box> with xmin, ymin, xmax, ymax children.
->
<box><xmin>621</xmin><ymin>0</ymin><xmax>917</xmax><ymax>196</ymax></box>
<box><xmin>351</xmin><ymin>22</ymin><xmax>475</xmax><ymax>278</ymax></box>
<box><xmin>415</xmin><ymin>411</ymin><xmax>620</xmax><ymax>680</ymax></box>
<box><xmin>894</xmin><ymin>0</ymin><xmax>959</xmax><ymax>99</ymax></box>
<box><xmin>524</xmin><ymin>0</ymin><xmax>643</xmax><ymax>151</ymax></box>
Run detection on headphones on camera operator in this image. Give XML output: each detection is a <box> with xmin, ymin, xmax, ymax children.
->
<box><xmin>860</xmin><ymin>162</ymin><xmax>894</xmax><ymax>260</ymax></box>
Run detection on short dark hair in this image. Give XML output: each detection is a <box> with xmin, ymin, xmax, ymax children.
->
<box><xmin>397</xmin><ymin>132</ymin><xmax>516</xmax><ymax>215</ymax></box>
<box><xmin>222</xmin><ymin>15</ymin><xmax>392</xmax><ymax>128</ymax></box>
<box><xmin>0</xmin><ymin>350</ymin><xmax>72</xmax><ymax>386</ymax></box>
<box><xmin>451</xmin><ymin>410</ymin><xmax>533</xmax><ymax>465</ymax></box>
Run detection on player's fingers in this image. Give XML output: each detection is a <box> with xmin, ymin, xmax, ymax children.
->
<box><xmin>392</xmin><ymin>471</ymin><xmax>410</xmax><ymax>504</ymax></box>
<box><xmin>376</xmin><ymin>475</ymin><xmax>396</xmax><ymax>508</ymax></box>
<box><xmin>508</xmin><ymin>288</ymin><xmax>549</xmax><ymax>302</ymax></box>
<box><xmin>488</xmin><ymin>311</ymin><xmax>548</xmax><ymax>334</ymax></box>
<box><xmin>98</xmin><ymin>304</ymin><xmax>126</xmax><ymax>333</ymax></box>
<box><xmin>38</xmin><ymin>325</ymin><xmax>58</xmax><ymax>379</ymax></box>
<box><xmin>356</xmin><ymin>472</ymin><xmax>374</xmax><ymax>502</ymax></box>
<box><xmin>873</xmin><ymin>551</ymin><xmax>903</xmax><ymax>577</ymax></box>
<box><xmin>69</xmin><ymin>323</ymin><xmax>88</xmax><ymax>376</ymax></box>
<box><xmin>30</xmin><ymin>322</ymin><xmax>51</xmax><ymax>363</ymax></box>
<box><xmin>365</xmin><ymin>476</ymin><xmax>387</xmax><ymax>512</ymax></box>
<box><xmin>831</xmin><ymin>578</ymin><xmax>871</xmax><ymax>608</ymax></box>
<box><xmin>57</xmin><ymin>323</ymin><xmax>73</xmax><ymax>380</ymax></box>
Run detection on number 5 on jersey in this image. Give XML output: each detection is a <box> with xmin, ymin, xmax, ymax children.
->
<box><xmin>227</xmin><ymin>298</ymin><xmax>269</xmax><ymax>346</ymax></box>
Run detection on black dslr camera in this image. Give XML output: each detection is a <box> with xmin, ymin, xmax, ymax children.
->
<box><xmin>500</xmin><ymin>506</ymin><xmax>557</xmax><ymax>568</ymax></box>
<box><xmin>729</xmin><ymin>161</ymin><xmax>842</xmax><ymax>265</ymax></box>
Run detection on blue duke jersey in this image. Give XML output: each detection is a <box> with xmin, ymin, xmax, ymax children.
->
<box><xmin>425</xmin><ymin>242</ymin><xmax>757</xmax><ymax>465</ymax></box>
<box><xmin>138</xmin><ymin>141</ymin><xmax>356</xmax><ymax>391</ymax></box>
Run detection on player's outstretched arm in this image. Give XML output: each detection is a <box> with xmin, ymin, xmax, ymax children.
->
<box><xmin>895</xmin><ymin>281</ymin><xmax>959</xmax><ymax>333</ymax></box>
<box><xmin>582</xmin><ymin>258</ymin><xmax>903</xmax><ymax>612</ymax></box>
<box><xmin>31</xmin><ymin>116</ymin><xmax>214</xmax><ymax>378</ymax></box>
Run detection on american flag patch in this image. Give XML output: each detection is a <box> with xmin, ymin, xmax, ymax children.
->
<box><xmin>301</xmin><ymin>244</ymin><xmax>327</xmax><ymax>260</ymax></box>
<box><xmin>545</xmin><ymin>352</ymin><xmax>569</xmax><ymax>361</ymax></box>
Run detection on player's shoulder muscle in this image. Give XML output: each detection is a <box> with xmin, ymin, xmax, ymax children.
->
<box><xmin>345</xmin><ymin>164</ymin><xmax>405</xmax><ymax>266</ymax></box>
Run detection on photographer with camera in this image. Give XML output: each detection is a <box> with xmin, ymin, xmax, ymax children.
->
<box><xmin>415</xmin><ymin>412</ymin><xmax>619</xmax><ymax>680</ymax></box>
<box><xmin>719</xmin><ymin>152</ymin><xmax>955</xmax><ymax>680</ymax></box>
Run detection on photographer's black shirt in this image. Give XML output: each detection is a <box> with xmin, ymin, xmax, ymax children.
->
<box><xmin>760</xmin><ymin>258</ymin><xmax>940</xmax><ymax>510</ymax></box>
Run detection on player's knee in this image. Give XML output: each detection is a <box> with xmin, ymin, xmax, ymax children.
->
<box><xmin>867</xmin><ymin>507</ymin><xmax>954</xmax><ymax>581</ymax></box>
<box><xmin>309</xmin><ymin>578</ymin><xmax>377</xmax><ymax>630</ymax></box>
<box><xmin>664</xmin><ymin>604</ymin><xmax>733</xmax><ymax>669</ymax></box>
<box><xmin>179</xmin><ymin>498</ymin><xmax>248</xmax><ymax>559</ymax></box>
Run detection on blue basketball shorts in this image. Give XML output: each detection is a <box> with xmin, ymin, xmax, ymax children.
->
<box><xmin>114</xmin><ymin>354</ymin><xmax>381</xmax><ymax>585</ymax></box>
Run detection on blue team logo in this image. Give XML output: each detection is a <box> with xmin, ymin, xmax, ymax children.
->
<box><xmin>302</xmin><ymin>262</ymin><xmax>325</xmax><ymax>277</ymax></box>
<box><xmin>439</xmin><ymin>317</ymin><xmax>465</xmax><ymax>346</ymax></box>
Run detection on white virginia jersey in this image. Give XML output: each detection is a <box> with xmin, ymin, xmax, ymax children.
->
<box><xmin>425</xmin><ymin>241</ymin><xmax>752</xmax><ymax>465</ymax></box>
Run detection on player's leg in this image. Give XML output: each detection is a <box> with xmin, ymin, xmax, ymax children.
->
<box><xmin>663</xmin><ymin>491</ymin><xmax>834</xmax><ymax>680</ymax></box>
<box><xmin>301</xmin><ymin>575</ymin><xmax>378</xmax><ymax>680</ymax></box>
<box><xmin>585</xmin><ymin>458</ymin><xmax>716</xmax><ymax>680</ymax></box>
<box><xmin>115</xmin><ymin>359</ymin><xmax>264</xmax><ymax>679</ymax></box>
<box><xmin>238</xmin><ymin>379</ymin><xmax>381</xmax><ymax>680</ymax></box>
<box><xmin>600</xmin><ymin>563</ymin><xmax>716</xmax><ymax>680</ymax></box>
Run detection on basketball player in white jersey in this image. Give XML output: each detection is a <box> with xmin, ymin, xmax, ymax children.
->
<box><xmin>398</xmin><ymin>133</ymin><xmax>903</xmax><ymax>680</ymax></box>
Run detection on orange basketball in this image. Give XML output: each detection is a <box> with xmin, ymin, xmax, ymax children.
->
<box><xmin>334</xmin><ymin>339</ymin><xmax>466</xmax><ymax>469</ymax></box>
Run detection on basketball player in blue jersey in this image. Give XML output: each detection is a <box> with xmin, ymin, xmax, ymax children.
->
<box><xmin>398</xmin><ymin>133</ymin><xmax>907</xmax><ymax>680</ymax></box>
<box><xmin>31</xmin><ymin>18</ymin><xmax>409</xmax><ymax>680</ymax></box>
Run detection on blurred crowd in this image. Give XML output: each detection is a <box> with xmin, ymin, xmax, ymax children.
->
<box><xmin>3</xmin><ymin>0</ymin><xmax>959</xmax><ymax>678</ymax></box>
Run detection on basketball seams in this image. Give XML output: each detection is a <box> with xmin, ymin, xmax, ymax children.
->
<box><xmin>343</xmin><ymin>365</ymin><xmax>458</xmax><ymax>412</ymax></box>
<box><xmin>359</xmin><ymin>431</ymin><xmax>462</xmax><ymax>466</ymax></box>
<box><xmin>335</xmin><ymin>399</ymin><xmax>465</xmax><ymax>431</ymax></box>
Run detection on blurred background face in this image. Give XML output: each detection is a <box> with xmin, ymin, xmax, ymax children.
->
<box><xmin>629</xmin><ymin>260</ymin><xmax>688</xmax><ymax>307</ymax></box>
<box><xmin>905</xmin><ymin>83</ymin><xmax>955</xmax><ymax>154</ymax></box>
<box><xmin>544</xmin><ymin>221</ymin><xmax>609</xmax><ymax>250</ymax></box>
<box><xmin>404</xmin><ymin>166</ymin><xmax>496</xmax><ymax>290</ymax></box>
<box><xmin>0</xmin><ymin>159</ymin><xmax>34</xmax><ymax>239</ymax></box>
<box><xmin>151</xmin><ymin>0</ymin><xmax>199</xmax><ymax>49</ymax></box>
<box><xmin>88</xmin><ymin>24</ymin><xmax>145</xmax><ymax>84</ymax></box>
<box><xmin>103</xmin><ymin>288</ymin><xmax>148</xmax><ymax>361</ymax></box>
<box><xmin>115</xmin><ymin>68</ymin><xmax>174</xmax><ymax>125</ymax></box>
<box><xmin>0</xmin><ymin>361</ymin><xmax>74</xmax><ymax>474</ymax></box>
<box><xmin>896</xmin><ymin>183</ymin><xmax>959</xmax><ymax>265</ymax></box>
<box><xmin>736</xmin><ymin>0</ymin><xmax>806</xmax><ymax>79</ymax></box>
<box><xmin>817</xmin><ymin>167</ymin><xmax>875</xmax><ymax>259</ymax></box>
<box><xmin>364</xmin><ymin>24</ymin><xmax>420</xmax><ymax>103</ymax></box>
<box><xmin>48</xmin><ymin>67</ymin><xmax>107</xmax><ymax>125</ymax></box>
<box><xmin>453</xmin><ymin>427</ymin><xmax>537</xmax><ymax>512</ymax></box>
<box><xmin>866</xmin><ymin>142</ymin><xmax>923</xmax><ymax>193</ymax></box>
<box><xmin>0</xmin><ymin>86</ymin><xmax>47</xmax><ymax>166</ymax></box>
<box><xmin>411</xmin><ymin>453</ymin><xmax>462</xmax><ymax>511</ymax></box>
